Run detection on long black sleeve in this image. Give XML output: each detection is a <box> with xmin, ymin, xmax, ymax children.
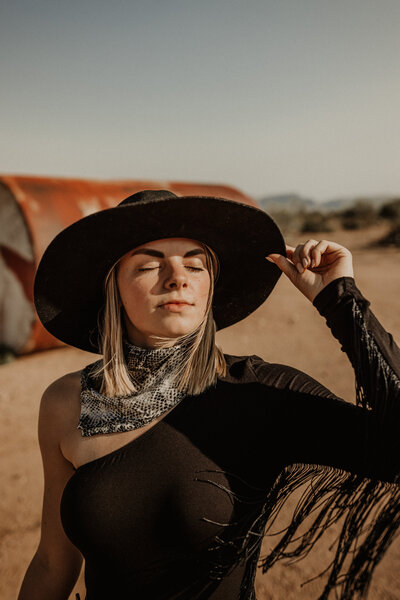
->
<box><xmin>312</xmin><ymin>276</ymin><xmax>400</xmax><ymax>384</ymax></box>
<box><xmin>249</xmin><ymin>276</ymin><xmax>400</xmax><ymax>482</ymax></box>
<box><xmin>313</xmin><ymin>276</ymin><xmax>400</xmax><ymax>480</ymax></box>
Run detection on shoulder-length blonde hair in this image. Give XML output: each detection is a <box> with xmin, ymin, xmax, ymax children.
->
<box><xmin>92</xmin><ymin>242</ymin><xmax>227</xmax><ymax>397</ymax></box>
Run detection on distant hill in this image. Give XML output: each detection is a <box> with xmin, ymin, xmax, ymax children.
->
<box><xmin>258</xmin><ymin>194</ymin><xmax>315</xmax><ymax>212</ymax></box>
<box><xmin>257</xmin><ymin>193</ymin><xmax>396</xmax><ymax>213</ymax></box>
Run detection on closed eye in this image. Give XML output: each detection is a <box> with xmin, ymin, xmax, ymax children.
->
<box><xmin>138</xmin><ymin>266</ymin><xmax>204</xmax><ymax>272</ymax></box>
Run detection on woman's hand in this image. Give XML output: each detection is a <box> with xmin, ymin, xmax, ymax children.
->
<box><xmin>266</xmin><ymin>239</ymin><xmax>354</xmax><ymax>302</ymax></box>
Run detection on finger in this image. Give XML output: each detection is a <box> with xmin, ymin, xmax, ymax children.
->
<box><xmin>285</xmin><ymin>245</ymin><xmax>295</xmax><ymax>260</ymax></box>
<box><xmin>266</xmin><ymin>245</ymin><xmax>295</xmax><ymax>262</ymax></box>
<box><xmin>273</xmin><ymin>246</ymin><xmax>303</xmax><ymax>273</ymax></box>
<box><xmin>300</xmin><ymin>239</ymin><xmax>319</xmax><ymax>268</ymax></box>
<box><xmin>309</xmin><ymin>240</ymin><xmax>329</xmax><ymax>268</ymax></box>
<box><xmin>293</xmin><ymin>241</ymin><xmax>319</xmax><ymax>271</ymax></box>
<box><xmin>266</xmin><ymin>253</ymin><xmax>299</xmax><ymax>280</ymax></box>
<box><xmin>291</xmin><ymin>244</ymin><xmax>307</xmax><ymax>273</ymax></box>
<box><xmin>310</xmin><ymin>240</ymin><xmax>350</xmax><ymax>267</ymax></box>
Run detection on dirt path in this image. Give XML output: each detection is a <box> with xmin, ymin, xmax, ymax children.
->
<box><xmin>2</xmin><ymin>228</ymin><xmax>400</xmax><ymax>599</ymax></box>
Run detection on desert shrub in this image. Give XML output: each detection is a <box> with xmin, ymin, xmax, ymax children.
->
<box><xmin>0</xmin><ymin>344</ymin><xmax>15</xmax><ymax>365</ymax></box>
<box><xmin>379</xmin><ymin>198</ymin><xmax>400</xmax><ymax>222</ymax></box>
<box><xmin>300</xmin><ymin>211</ymin><xmax>334</xmax><ymax>233</ymax></box>
<box><xmin>268</xmin><ymin>210</ymin><xmax>304</xmax><ymax>234</ymax></box>
<box><xmin>339</xmin><ymin>200</ymin><xmax>378</xmax><ymax>230</ymax></box>
<box><xmin>375</xmin><ymin>224</ymin><xmax>400</xmax><ymax>247</ymax></box>
<box><xmin>270</xmin><ymin>209</ymin><xmax>336</xmax><ymax>234</ymax></box>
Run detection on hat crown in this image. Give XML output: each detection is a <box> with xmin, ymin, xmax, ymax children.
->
<box><xmin>118</xmin><ymin>189</ymin><xmax>178</xmax><ymax>207</ymax></box>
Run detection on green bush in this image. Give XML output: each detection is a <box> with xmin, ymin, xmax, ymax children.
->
<box><xmin>376</xmin><ymin>224</ymin><xmax>400</xmax><ymax>247</ymax></box>
<box><xmin>379</xmin><ymin>198</ymin><xmax>400</xmax><ymax>222</ymax></box>
<box><xmin>268</xmin><ymin>210</ymin><xmax>304</xmax><ymax>234</ymax></box>
<box><xmin>0</xmin><ymin>345</ymin><xmax>15</xmax><ymax>365</ymax></box>
<box><xmin>300</xmin><ymin>211</ymin><xmax>334</xmax><ymax>233</ymax></box>
<box><xmin>339</xmin><ymin>200</ymin><xmax>378</xmax><ymax>230</ymax></box>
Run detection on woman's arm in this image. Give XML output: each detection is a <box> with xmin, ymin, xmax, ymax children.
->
<box><xmin>312</xmin><ymin>275</ymin><xmax>400</xmax><ymax>404</ymax></box>
<box><xmin>18</xmin><ymin>376</ymin><xmax>83</xmax><ymax>600</ymax></box>
<box><xmin>266</xmin><ymin>239</ymin><xmax>400</xmax><ymax>478</ymax></box>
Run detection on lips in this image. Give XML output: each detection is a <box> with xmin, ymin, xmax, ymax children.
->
<box><xmin>158</xmin><ymin>300</ymin><xmax>193</xmax><ymax>311</ymax></box>
<box><xmin>159</xmin><ymin>300</ymin><xmax>193</xmax><ymax>307</ymax></box>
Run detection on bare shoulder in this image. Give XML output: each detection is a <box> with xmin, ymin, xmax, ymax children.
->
<box><xmin>42</xmin><ymin>370</ymin><xmax>82</xmax><ymax>402</ymax></box>
<box><xmin>39</xmin><ymin>370</ymin><xmax>83</xmax><ymax>446</ymax></box>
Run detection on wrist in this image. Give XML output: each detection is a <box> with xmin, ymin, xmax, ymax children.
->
<box><xmin>313</xmin><ymin>276</ymin><xmax>358</xmax><ymax>313</ymax></box>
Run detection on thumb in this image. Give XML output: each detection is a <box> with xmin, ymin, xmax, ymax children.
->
<box><xmin>266</xmin><ymin>253</ymin><xmax>298</xmax><ymax>280</ymax></box>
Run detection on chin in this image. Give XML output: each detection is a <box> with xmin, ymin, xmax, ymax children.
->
<box><xmin>159</xmin><ymin>320</ymin><xmax>202</xmax><ymax>339</ymax></box>
<box><xmin>161</xmin><ymin>327</ymin><xmax>196</xmax><ymax>339</ymax></box>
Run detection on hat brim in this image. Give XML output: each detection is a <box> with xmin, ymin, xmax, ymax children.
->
<box><xmin>34</xmin><ymin>195</ymin><xmax>286</xmax><ymax>353</ymax></box>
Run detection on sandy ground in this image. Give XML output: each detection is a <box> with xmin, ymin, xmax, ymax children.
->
<box><xmin>1</xmin><ymin>225</ymin><xmax>400</xmax><ymax>599</ymax></box>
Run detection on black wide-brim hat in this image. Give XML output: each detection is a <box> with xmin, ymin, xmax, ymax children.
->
<box><xmin>34</xmin><ymin>190</ymin><xmax>286</xmax><ymax>353</ymax></box>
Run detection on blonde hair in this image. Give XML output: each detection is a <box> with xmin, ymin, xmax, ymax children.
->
<box><xmin>93</xmin><ymin>242</ymin><xmax>226</xmax><ymax>397</ymax></box>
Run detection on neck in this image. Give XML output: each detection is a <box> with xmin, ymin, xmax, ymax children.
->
<box><xmin>122</xmin><ymin>314</ymin><xmax>185</xmax><ymax>349</ymax></box>
<box><xmin>126</xmin><ymin>337</ymin><xmax>180</xmax><ymax>350</ymax></box>
<box><xmin>122</xmin><ymin>336</ymin><xmax>193</xmax><ymax>364</ymax></box>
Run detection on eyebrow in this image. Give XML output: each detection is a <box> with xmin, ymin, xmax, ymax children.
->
<box><xmin>130</xmin><ymin>247</ymin><xmax>206</xmax><ymax>258</ymax></box>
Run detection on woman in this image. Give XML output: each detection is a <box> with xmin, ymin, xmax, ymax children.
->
<box><xmin>19</xmin><ymin>190</ymin><xmax>400</xmax><ymax>599</ymax></box>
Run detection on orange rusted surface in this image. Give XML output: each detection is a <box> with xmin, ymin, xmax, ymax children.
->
<box><xmin>0</xmin><ymin>175</ymin><xmax>256</xmax><ymax>354</ymax></box>
<box><xmin>2</xmin><ymin>176</ymin><xmax>256</xmax><ymax>260</ymax></box>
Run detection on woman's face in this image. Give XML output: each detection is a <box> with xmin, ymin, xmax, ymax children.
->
<box><xmin>117</xmin><ymin>238</ymin><xmax>211</xmax><ymax>348</ymax></box>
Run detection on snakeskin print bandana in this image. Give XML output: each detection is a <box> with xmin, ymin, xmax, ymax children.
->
<box><xmin>77</xmin><ymin>339</ymin><xmax>190</xmax><ymax>437</ymax></box>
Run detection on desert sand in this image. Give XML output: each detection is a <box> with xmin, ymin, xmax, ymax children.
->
<box><xmin>1</xmin><ymin>226</ymin><xmax>399</xmax><ymax>599</ymax></box>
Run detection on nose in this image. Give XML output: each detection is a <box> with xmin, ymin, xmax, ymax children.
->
<box><xmin>163</xmin><ymin>263</ymin><xmax>188</xmax><ymax>290</ymax></box>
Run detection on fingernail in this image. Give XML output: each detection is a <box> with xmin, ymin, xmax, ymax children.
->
<box><xmin>266</xmin><ymin>256</ymin><xmax>275</xmax><ymax>263</ymax></box>
<box><xmin>296</xmin><ymin>262</ymin><xmax>303</xmax><ymax>274</ymax></box>
<box><xmin>302</xmin><ymin>258</ymin><xmax>308</xmax><ymax>269</ymax></box>
<box><xmin>310</xmin><ymin>259</ymin><xmax>315</xmax><ymax>268</ymax></box>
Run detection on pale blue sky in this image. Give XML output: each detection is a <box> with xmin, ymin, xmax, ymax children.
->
<box><xmin>1</xmin><ymin>0</ymin><xmax>399</xmax><ymax>201</ymax></box>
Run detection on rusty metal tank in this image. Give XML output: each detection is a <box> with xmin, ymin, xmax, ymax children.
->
<box><xmin>0</xmin><ymin>175</ymin><xmax>257</xmax><ymax>354</ymax></box>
